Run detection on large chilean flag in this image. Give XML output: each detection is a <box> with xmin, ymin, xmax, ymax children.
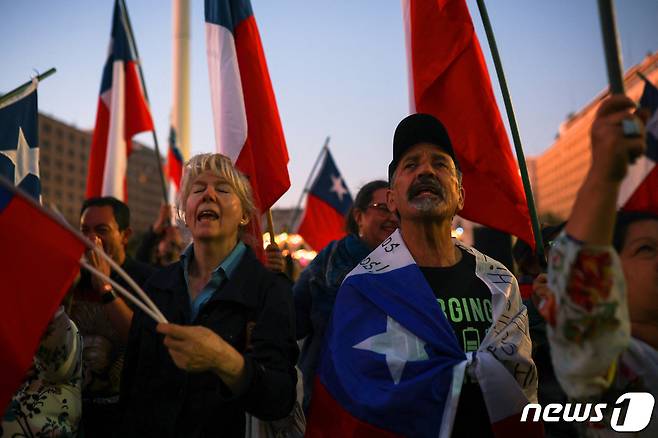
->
<box><xmin>297</xmin><ymin>149</ymin><xmax>352</xmax><ymax>251</ymax></box>
<box><xmin>618</xmin><ymin>78</ymin><xmax>658</xmax><ymax>215</ymax></box>
<box><xmin>86</xmin><ymin>0</ymin><xmax>154</xmax><ymax>201</ymax></box>
<box><xmin>403</xmin><ymin>0</ymin><xmax>535</xmax><ymax>248</ymax></box>
<box><xmin>204</xmin><ymin>0</ymin><xmax>290</xmax><ymax>215</ymax></box>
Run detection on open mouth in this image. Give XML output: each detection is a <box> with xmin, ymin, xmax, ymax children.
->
<box><xmin>197</xmin><ymin>209</ymin><xmax>219</xmax><ymax>221</ymax></box>
<box><xmin>408</xmin><ymin>183</ymin><xmax>443</xmax><ymax>200</ymax></box>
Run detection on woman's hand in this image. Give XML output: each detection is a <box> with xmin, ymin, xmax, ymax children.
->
<box><xmin>264</xmin><ymin>243</ymin><xmax>285</xmax><ymax>273</ymax></box>
<box><xmin>157</xmin><ymin>323</ymin><xmax>246</xmax><ymax>391</ymax></box>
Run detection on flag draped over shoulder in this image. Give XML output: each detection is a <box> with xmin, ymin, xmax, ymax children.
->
<box><xmin>402</xmin><ymin>0</ymin><xmax>534</xmax><ymax>248</ymax></box>
<box><xmin>0</xmin><ymin>81</ymin><xmax>40</xmax><ymax>200</ymax></box>
<box><xmin>86</xmin><ymin>0</ymin><xmax>154</xmax><ymax>201</ymax></box>
<box><xmin>0</xmin><ymin>180</ymin><xmax>86</xmax><ymax>412</ymax></box>
<box><xmin>297</xmin><ymin>149</ymin><xmax>352</xmax><ymax>251</ymax></box>
<box><xmin>619</xmin><ymin>78</ymin><xmax>658</xmax><ymax>214</ymax></box>
<box><xmin>306</xmin><ymin>230</ymin><xmax>540</xmax><ymax>437</ymax></box>
<box><xmin>204</xmin><ymin>0</ymin><xmax>290</xmax><ymax>214</ymax></box>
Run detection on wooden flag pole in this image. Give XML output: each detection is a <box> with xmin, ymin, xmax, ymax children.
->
<box><xmin>0</xmin><ymin>68</ymin><xmax>56</xmax><ymax>107</ymax></box>
<box><xmin>476</xmin><ymin>0</ymin><xmax>544</xmax><ymax>253</ymax></box>
<box><xmin>119</xmin><ymin>0</ymin><xmax>168</xmax><ymax>204</ymax></box>
<box><xmin>266</xmin><ymin>209</ymin><xmax>276</xmax><ymax>245</ymax></box>
<box><xmin>597</xmin><ymin>0</ymin><xmax>625</xmax><ymax>94</ymax></box>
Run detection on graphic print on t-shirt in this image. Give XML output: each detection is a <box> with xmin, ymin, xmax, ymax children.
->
<box><xmin>420</xmin><ymin>249</ymin><xmax>493</xmax><ymax>352</ymax></box>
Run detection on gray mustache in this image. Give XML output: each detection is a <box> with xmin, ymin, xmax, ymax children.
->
<box><xmin>407</xmin><ymin>178</ymin><xmax>445</xmax><ymax>200</ymax></box>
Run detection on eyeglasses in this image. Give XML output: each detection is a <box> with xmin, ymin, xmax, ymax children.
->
<box><xmin>366</xmin><ymin>203</ymin><xmax>390</xmax><ymax>214</ymax></box>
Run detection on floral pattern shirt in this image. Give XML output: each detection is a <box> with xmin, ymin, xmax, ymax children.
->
<box><xmin>1</xmin><ymin>307</ymin><xmax>83</xmax><ymax>437</ymax></box>
<box><xmin>547</xmin><ymin>233</ymin><xmax>657</xmax><ymax>436</ymax></box>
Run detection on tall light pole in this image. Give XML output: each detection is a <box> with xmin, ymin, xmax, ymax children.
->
<box><xmin>172</xmin><ymin>0</ymin><xmax>191</xmax><ymax>160</ymax></box>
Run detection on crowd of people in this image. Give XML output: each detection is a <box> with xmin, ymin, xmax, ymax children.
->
<box><xmin>1</xmin><ymin>92</ymin><xmax>656</xmax><ymax>437</ymax></box>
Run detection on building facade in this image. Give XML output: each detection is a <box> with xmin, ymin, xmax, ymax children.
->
<box><xmin>529</xmin><ymin>52</ymin><xmax>658</xmax><ymax>221</ymax></box>
<box><xmin>38</xmin><ymin>113</ymin><xmax>163</xmax><ymax>234</ymax></box>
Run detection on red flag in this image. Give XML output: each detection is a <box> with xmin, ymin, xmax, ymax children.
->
<box><xmin>205</xmin><ymin>0</ymin><xmax>290</xmax><ymax>255</ymax></box>
<box><xmin>618</xmin><ymin>77</ymin><xmax>658</xmax><ymax>215</ymax></box>
<box><xmin>86</xmin><ymin>0</ymin><xmax>154</xmax><ymax>201</ymax></box>
<box><xmin>0</xmin><ymin>181</ymin><xmax>86</xmax><ymax>411</ymax></box>
<box><xmin>403</xmin><ymin>0</ymin><xmax>534</xmax><ymax>248</ymax></box>
<box><xmin>297</xmin><ymin>149</ymin><xmax>352</xmax><ymax>251</ymax></box>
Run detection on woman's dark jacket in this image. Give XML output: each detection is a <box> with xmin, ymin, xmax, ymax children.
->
<box><xmin>293</xmin><ymin>234</ymin><xmax>370</xmax><ymax>412</ymax></box>
<box><xmin>118</xmin><ymin>247</ymin><xmax>298</xmax><ymax>438</ymax></box>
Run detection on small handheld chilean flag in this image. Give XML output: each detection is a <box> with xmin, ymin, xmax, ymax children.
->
<box><xmin>297</xmin><ymin>149</ymin><xmax>352</xmax><ymax>251</ymax></box>
<box><xmin>0</xmin><ymin>178</ymin><xmax>86</xmax><ymax>412</ymax></box>
<box><xmin>0</xmin><ymin>80</ymin><xmax>40</xmax><ymax>200</ymax></box>
<box><xmin>166</xmin><ymin>126</ymin><xmax>184</xmax><ymax>206</ymax></box>
<box><xmin>86</xmin><ymin>0</ymin><xmax>154</xmax><ymax>201</ymax></box>
<box><xmin>618</xmin><ymin>77</ymin><xmax>658</xmax><ymax>215</ymax></box>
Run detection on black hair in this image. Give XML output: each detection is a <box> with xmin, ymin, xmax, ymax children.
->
<box><xmin>80</xmin><ymin>197</ymin><xmax>131</xmax><ymax>230</ymax></box>
<box><xmin>345</xmin><ymin>180</ymin><xmax>390</xmax><ymax>235</ymax></box>
<box><xmin>613</xmin><ymin>211</ymin><xmax>658</xmax><ymax>252</ymax></box>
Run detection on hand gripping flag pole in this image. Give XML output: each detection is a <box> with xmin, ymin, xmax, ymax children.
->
<box><xmin>80</xmin><ymin>261</ymin><xmax>163</xmax><ymax>322</ymax></box>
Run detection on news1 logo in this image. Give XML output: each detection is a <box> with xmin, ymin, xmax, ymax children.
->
<box><xmin>521</xmin><ymin>392</ymin><xmax>655</xmax><ymax>432</ymax></box>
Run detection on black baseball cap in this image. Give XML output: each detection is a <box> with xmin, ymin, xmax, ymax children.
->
<box><xmin>388</xmin><ymin>113</ymin><xmax>459</xmax><ymax>181</ymax></box>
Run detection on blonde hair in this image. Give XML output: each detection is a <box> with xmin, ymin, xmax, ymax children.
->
<box><xmin>178</xmin><ymin>153</ymin><xmax>256</xmax><ymax>223</ymax></box>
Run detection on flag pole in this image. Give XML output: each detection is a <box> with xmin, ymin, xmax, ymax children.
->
<box><xmin>475</xmin><ymin>0</ymin><xmax>544</xmax><ymax>253</ymax></box>
<box><xmin>288</xmin><ymin>137</ymin><xmax>330</xmax><ymax>232</ymax></box>
<box><xmin>597</xmin><ymin>0</ymin><xmax>625</xmax><ymax>94</ymax></box>
<box><xmin>0</xmin><ymin>68</ymin><xmax>56</xmax><ymax>107</ymax></box>
<box><xmin>266</xmin><ymin>210</ymin><xmax>276</xmax><ymax>245</ymax></box>
<box><xmin>118</xmin><ymin>0</ymin><xmax>168</xmax><ymax>203</ymax></box>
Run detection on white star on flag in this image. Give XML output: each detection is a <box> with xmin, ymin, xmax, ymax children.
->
<box><xmin>0</xmin><ymin>126</ymin><xmax>39</xmax><ymax>186</ymax></box>
<box><xmin>353</xmin><ymin>315</ymin><xmax>429</xmax><ymax>384</ymax></box>
<box><xmin>330</xmin><ymin>174</ymin><xmax>348</xmax><ymax>202</ymax></box>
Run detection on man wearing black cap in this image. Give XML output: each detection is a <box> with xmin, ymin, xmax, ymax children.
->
<box><xmin>385</xmin><ymin>113</ymin><xmax>538</xmax><ymax>436</ymax></box>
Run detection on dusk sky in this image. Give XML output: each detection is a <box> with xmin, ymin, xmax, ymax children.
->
<box><xmin>2</xmin><ymin>0</ymin><xmax>657</xmax><ymax>209</ymax></box>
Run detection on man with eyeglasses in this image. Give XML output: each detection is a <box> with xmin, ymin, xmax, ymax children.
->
<box><xmin>295</xmin><ymin>180</ymin><xmax>399</xmax><ymax>411</ymax></box>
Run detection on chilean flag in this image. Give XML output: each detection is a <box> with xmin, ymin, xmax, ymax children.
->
<box><xmin>0</xmin><ymin>80</ymin><xmax>40</xmax><ymax>200</ymax></box>
<box><xmin>306</xmin><ymin>230</ymin><xmax>541</xmax><ymax>437</ymax></box>
<box><xmin>403</xmin><ymin>0</ymin><xmax>535</xmax><ymax>248</ymax></box>
<box><xmin>619</xmin><ymin>78</ymin><xmax>658</xmax><ymax>215</ymax></box>
<box><xmin>297</xmin><ymin>149</ymin><xmax>352</xmax><ymax>251</ymax></box>
<box><xmin>86</xmin><ymin>0</ymin><xmax>154</xmax><ymax>201</ymax></box>
<box><xmin>166</xmin><ymin>126</ymin><xmax>184</xmax><ymax>206</ymax></box>
<box><xmin>204</xmin><ymin>0</ymin><xmax>290</xmax><ymax>225</ymax></box>
<box><xmin>0</xmin><ymin>179</ymin><xmax>86</xmax><ymax>412</ymax></box>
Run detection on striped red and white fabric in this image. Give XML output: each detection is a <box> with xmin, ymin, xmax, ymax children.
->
<box><xmin>86</xmin><ymin>0</ymin><xmax>154</xmax><ymax>201</ymax></box>
<box><xmin>402</xmin><ymin>0</ymin><xmax>535</xmax><ymax>248</ymax></box>
<box><xmin>166</xmin><ymin>126</ymin><xmax>184</xmax><ymax>207</ymax></box>
<box><xmin>204</xmin><ymin>0</ymin><xmax>290</xmax><ymax>253</ymax></box>
<box><xmin>618</xmin><ymin>77</ymin><xmax>658</xmax><ymax>215</ymax></box>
